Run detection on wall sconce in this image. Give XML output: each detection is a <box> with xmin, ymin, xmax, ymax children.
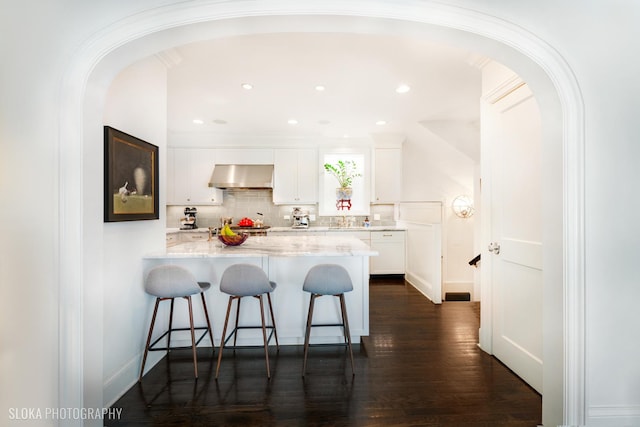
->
<box><xmin>452</xmin><ymin>195</ymin><xmax>474</xmax><ymax>218</ymax></box>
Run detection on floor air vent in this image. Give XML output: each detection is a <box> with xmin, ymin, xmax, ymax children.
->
<box><xmin>445</xmin><ymin>292</ymin><xmax>471</xmax><ymax>301</ymax></box>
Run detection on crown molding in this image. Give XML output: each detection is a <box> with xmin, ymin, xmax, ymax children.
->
<box><xmin>155</xmin><ymin>48</ymin><xmax>182</xmax><ymax>68</ymax></box>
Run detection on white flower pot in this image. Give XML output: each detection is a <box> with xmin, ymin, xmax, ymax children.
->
<box><xmin>336</xmin><ymin>187</ymin><xmax>353</xmax><ymax>200</ymax></box>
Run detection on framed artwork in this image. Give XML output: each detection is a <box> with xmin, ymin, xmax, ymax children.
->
<box><xmin>104</xmin><ymin>126</ymin><xmax>159</xmax><ymax>222</ymax></box>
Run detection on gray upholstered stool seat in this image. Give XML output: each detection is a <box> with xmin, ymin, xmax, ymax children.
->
<box><xmin>216</xmin><ymin>263</ymin><xmax>279</xmax><ymax>379</ymax></box>
<box><xmin>302</xmin><ymin>264</ymin><xmax>355</xmax><ymax>376</ymax></box>
<box><xmin>139</xmin><ymin>265</ymin><xmax>214</xmax><ymax>381</ymax></box>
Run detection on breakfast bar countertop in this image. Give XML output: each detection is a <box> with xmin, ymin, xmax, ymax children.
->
<box><xmin>166</xmin><ymin>225</ymin><xmax>406</xmax><ymax>233</ymax></box>
<box><xmin>145</xmin><ymin>235</ymin><xmax>379</xmax><ymax>259</ymax></box>
<box><xmin>267</xmin><ymin>225</ymin><xmax>406</xmax><ymax>232</ymax></box>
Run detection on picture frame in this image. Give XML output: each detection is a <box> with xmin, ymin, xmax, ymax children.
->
<box><xmin>104</xmin><ymin>126</ymin><xmax>159</xmax><ymax>222</ymax></box>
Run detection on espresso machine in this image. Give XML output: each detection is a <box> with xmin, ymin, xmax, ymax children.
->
<box><xmin>181</xmin><ymin>207</ymin><xmax>198</xmax><ymax>229</ymax></box>
<box><xmin>291</xmin><ymin>207</ymin><xmax>310</xmax><ymax>229</ymax></box>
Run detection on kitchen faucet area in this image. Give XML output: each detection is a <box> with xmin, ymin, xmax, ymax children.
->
<box><xmin>166</xmin><ymin>189</ymin><xmax>397</xmax><ymax>231</ymax></box>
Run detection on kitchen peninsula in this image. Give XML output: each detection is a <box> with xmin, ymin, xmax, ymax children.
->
<box><xmin>143</xmin><ymin>235</ymin><xmax>377</xmax><ymax>347</ymax></box>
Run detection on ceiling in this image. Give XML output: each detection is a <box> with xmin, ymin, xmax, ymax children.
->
<box><xmin>163</xmin><ymin>32</ymin><xmax>482</xmax><ymax>160</ymax></box>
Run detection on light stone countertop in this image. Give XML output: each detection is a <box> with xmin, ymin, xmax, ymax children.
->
<box><xmin>147</xmin><ymin>235</ymin><xmax>379</xmax><ymax>258</ymax></box>
<box><xmin>267</xmin><ymin>225</ymin><xmax>405</xmax><ymax>232</ymax></box>
<box><xmin>166</xmin><ymin>225</ymin><xmax>406</xmax><ymax>233</ymax></box>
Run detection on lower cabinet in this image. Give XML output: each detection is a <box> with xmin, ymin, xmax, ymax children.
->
<box><xmin>268</xmin><ymin>231</ymin><xmax>326</xmax><ymax>237</ymax></box>
<box><xmin>326</xmin><ymin>231</ymin><xmax>376</xmax><ymax>274</ymax></box>
<box><xmin>268</xmin><ymin>229</ymin><xmax>405</xmax><ymax>274</ymax></box>
<box><xmin>370</xmin><ymin>231</ymin><xmax>405</xmax><ymax>275</ymax></box>
<box><xmin>325</xmin><ymin>231</ymin><xmax>370</xmax><ymax>246</ymax></box>
<box><xmin>167</xmin><ymin>231</ymin><xmax>210</xmax><ymax>247</ymax></box>
<box><xmin>166</xmin><ymin>232</ymin><xmax>179</xmax><ymax>247</ymax></box>
<box><xmin>180</xmin><ymin>232</ymin><xmax>209</xmax><ymax>242</ymax></box>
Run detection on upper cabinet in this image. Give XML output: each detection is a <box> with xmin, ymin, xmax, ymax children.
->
<box><xmin>273</xmin><ymin>148</ymin><xmax>318</xmax><ymax>205</ymax></box>
<box><xmin>167</xmin><ymin>148</ymin><xmax>223</xmax><ymax>205</ymax></box>
<box><xmin>373</xmin><ymin>147</ymin><xmax>402</xmax><ymax>203</ymax></box>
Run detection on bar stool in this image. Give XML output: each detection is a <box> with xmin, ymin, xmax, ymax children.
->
<box><xmin>302</xmin><ymin>264</ymin><xmax>355</xmax><ymax>376</ymax></box>
<box><xmin>216</xmin><ymin>263</ymin><xmax>279</xmax><ymax>379</ymax></box>
<box><xmin>139</xmin><ymin>265</ymin><xmax>214</xmax><ymax>381</ymax></box>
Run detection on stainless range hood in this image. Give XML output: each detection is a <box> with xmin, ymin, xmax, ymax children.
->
<box><xmin>208</xmin><ymin>164</ymin><xmax>274</xmax><ymax>189</ymax></box>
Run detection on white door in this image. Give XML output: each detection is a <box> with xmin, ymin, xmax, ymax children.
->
<box><xmin>482</xmin><ymin>83</ymin><xmax>543</xmax><ymax>393</ymax></box>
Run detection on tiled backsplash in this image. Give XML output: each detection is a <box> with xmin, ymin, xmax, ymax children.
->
<box><xmin>166</xmin><ymin>189</ymin><xmax>396</xmax><ymax>229</ymax></box>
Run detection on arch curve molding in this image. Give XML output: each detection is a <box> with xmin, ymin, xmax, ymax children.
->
<box><xmin>59</xmin><ymin>1</ymin><xmax>585</xmax><ymax>425</ymax></box>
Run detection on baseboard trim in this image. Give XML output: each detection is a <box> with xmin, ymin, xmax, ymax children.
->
<box><xmin>586</xmin><ymin>404</ymin><xmax>640</xmax><ymax>426</ymax></box>
<box><xmin>405</xmin><ymin>272</ymin><xmax>439</xmax><ymax>304</ymax></box>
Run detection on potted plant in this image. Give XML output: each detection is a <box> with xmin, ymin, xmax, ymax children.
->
<box><xmin>323</xmin><ymin>160</ymin><xmax>362</xmax><ymax>200</ymax></box>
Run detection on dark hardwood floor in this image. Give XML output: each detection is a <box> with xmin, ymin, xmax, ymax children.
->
<box><xmin>109</xmin><ymin>278</ymin><xmax>541</xmax><ymax>426</ymax></box>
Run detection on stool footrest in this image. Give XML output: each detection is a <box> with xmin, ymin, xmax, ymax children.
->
<box><xmin>148</xmin><ymin>327</ymin><xmax>210</xmax><ymax>352</ymax></box>
<box><xmin>310</xmin><ymin>323</ymin><xmax>345</xmax><ymax>328</ymax></box>
<box><xmin>221</xmin><ymin>325</ymin><xmax>276</xmax><ymax>349</ymax></box>
<box><xmin>307</xmin><ymin>342</ymin><xmax>350</xmax><ymax>348</ymax></box>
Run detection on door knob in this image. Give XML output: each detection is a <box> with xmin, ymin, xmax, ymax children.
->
<box><xmin>488</xmin><ymin>242</ymin><xmax>501</xmax><ymax>255</ymax></box>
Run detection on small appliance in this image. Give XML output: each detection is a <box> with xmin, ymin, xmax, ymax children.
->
<box><xmin>181</xmin><ymin>207</ymin><xmax>198</xmax><ymax>230</ymax></box>
<box><xmin>291</xmin><ymin>207</ymin><xmax>310</xmax><ymax>229</ymax></box>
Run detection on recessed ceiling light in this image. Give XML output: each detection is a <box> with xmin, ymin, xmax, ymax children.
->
<box><xmin>343</xmin><ymin>134</ymin><xmax>350</xmax><ymax>138</ymax></box>
<box><xmin>315</xmin><ymin>85</ymin><xmax>326</xmax><ymax>92</ymax></box>
<box><xmin>376</xmin><ymin>120</ymin><xmax>387</xmax><ymax>126</ymax></box>
<box><xmin>192</xmin><ymin>119</ymin><xmax>204</xmax><ymax>125</ymax></box>
<box><xmin>241</xmin><ymin>83</ymin><xmax>253</xmax><ymax>90</ymax></box>
<box><xmin>396</xmin><ymin>84</ymin><xmax>411</xmax><ymax>93</ymax></box>
<box><xmin>288</xmin><ymin>119</ymin><xmax>298</xmax><ymax>125</ymax></box>
<box><xmin>212</xmin><ymin>119</ymin><xmax>227</xmax><ymax>125</ymax></box>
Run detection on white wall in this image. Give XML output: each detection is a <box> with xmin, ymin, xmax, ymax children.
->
<box><xmin>402</xmin><ymin>124</ymin><xmax>477</xmax><ymax>296</ymax></box>
<box><xmin>3</xmin><ymin>2</ymin><xmax>640</xmax><ymax>427</ymax></box>
<box><xmin>99</xmin><ymin>57</ymin><xmax>168</xmax><ymax>405</ymax></box>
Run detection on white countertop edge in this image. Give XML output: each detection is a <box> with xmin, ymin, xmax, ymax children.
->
<box><xmin>147</xmin><ymin>235</ymin><xmax>379</xmax><ymax>259</ymax></box>
<box><xmin>144</xmin><ymin>251</ymin><xmax>378</xmax><ymax>259</ymax></box>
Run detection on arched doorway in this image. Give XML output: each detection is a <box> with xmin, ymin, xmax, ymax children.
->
<box><xmin>59</xmin><ymin>4</ymin><xmax>584</xmax><ymax>426</ymax></box>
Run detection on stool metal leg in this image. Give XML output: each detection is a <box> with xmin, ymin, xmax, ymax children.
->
<box><xmin>266</xmin><ymin>293</ymin><xmax>279</xmax><ymax>349</ymax></box>
<box><xmin>302</xmin><ymin>293</ymin><xmax>355</xmax><ymax>376</ymax></box>
<box><xmin>216</xmin><ymin>296</ymin><xmax>235</xmax><ymax>379</ymax></box>
<box><xmin>339</xmin><ymin>293</ymin><xmax>355</xmax><ymax>376</ymax></box>
<box><xmin>233</xmin><ymin>298</ymin><xmax>242</xmax><ymax>348</ymax></box>
<box><xmin>302</xmin><ymin>293</ymin><xmax>318</xmax><ymax>376</ymax></box>
<box><xmin>186</xmin><ymin>296</ymin><xmax>198</xmax><ymax>379</ymax></box>
<box><xmin>216</xmin><ymin>293</ymin><xmax>275</xmax><ymax>380</ymax></box>
<box><xmin>167</xmin><ymin>298</ymin><xmax>175</xmax><ymax>351</ymax></box>
<box><xmin>200</xmin><ymin>293</ymin><xmax>215</xmax><ymax>353</ymax></box>
<box><xmin>140</xmin><ymin>297</ymin><xmax>161</xmax><ymax>381</ymax></box>
<box><xmin>257</xmin><ymin>294</ymin><xmax>271</xmax><ymax>379</ymax></box>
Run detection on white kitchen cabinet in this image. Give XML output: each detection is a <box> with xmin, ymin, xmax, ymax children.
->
<box><xmin>373</xmin><ymin>147</ymin><xmax>402</xmax><ymax>203</ymax></box>
<box><xmin>268</xmin><ymin>230</ymin><xmax>326</xmax><ymax>236</ymax></box>
<box><xmin>180</xmin><ymin>232</ymin><xmax>209</xmax><ymax>242</ymax></box>
<box><xmin>327</xmin><ymin>230</ymin><xmax>373</xmax><ymax>272</ymax></box>
<box><xmin>325</xmin><ymin>230</ymin><xmax>371</xmax><ymax>246</ymax></box>
<box><xmin>166</xmin><ymin>232</ymin><xmax>179</xmax><ymax>247</ymax></box>
<box><xmin>272</xmin><ymin>148</ymin><xmax>318</xmax><ymax>204</ymax></box>
<box><xmin>167</xmin><ymin>148</ymin><xmax>223</xmax><ymax>205</ymax></box>
<box><xmin>167</xmin><ymin>231</ymin><xmax>211</xmax><ymax>247</ymax></box>
<box><xmin>370</xmin><ymin>230</ymin><xmax>405</xmax><ymax>274</ymax></box>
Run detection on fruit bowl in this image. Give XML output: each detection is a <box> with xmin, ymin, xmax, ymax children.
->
<box><xmin>218</xmin><ymin>233</ymin><xmax>249</xmax><ymax>246</ymax></box>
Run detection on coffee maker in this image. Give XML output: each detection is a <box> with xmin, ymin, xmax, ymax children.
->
<box><xmin>291</xmin><ymin>207</ymin><xmax>310</xmax><ymax>229</ymax></box>
<box><xmin>181</xmin><ymin>207</ymin><xmax>198</xmax><ymax>229</ymax></box>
